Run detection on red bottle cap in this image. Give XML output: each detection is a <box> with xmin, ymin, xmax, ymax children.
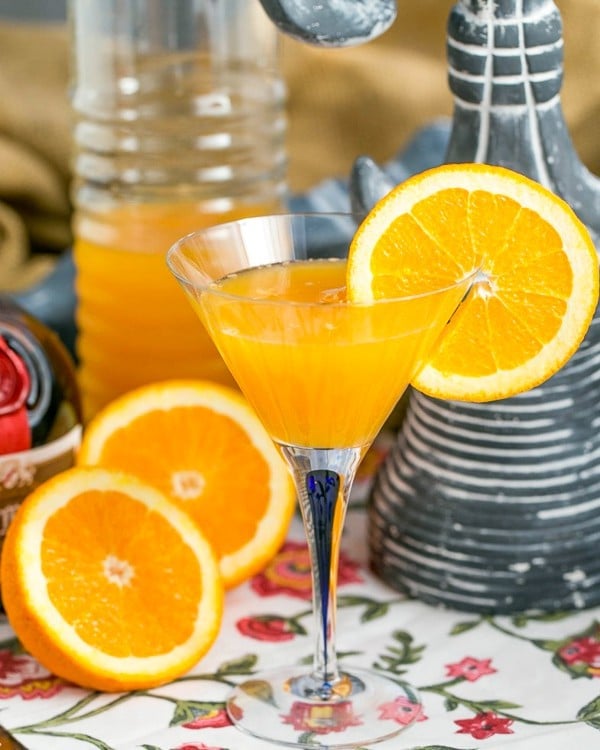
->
<box><xmin>0</xmin><ymin>335</ymin><xmax>31</xmax><ymax>454</ymax></box>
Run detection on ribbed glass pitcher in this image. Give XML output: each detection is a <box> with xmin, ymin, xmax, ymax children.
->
<box><xmin>69</xmin><ymin>0</ymin><xmax>288</xmax><ymax>419</ymax></box>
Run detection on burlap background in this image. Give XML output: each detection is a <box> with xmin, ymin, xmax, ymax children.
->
<box><xmin>1</xmin><ymin>1</ymin><xmax>599</xmax><ymax>293</ymax></box>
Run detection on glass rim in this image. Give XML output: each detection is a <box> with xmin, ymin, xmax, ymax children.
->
<box><xmin>166</xmin><ymin>212</ymin><xmax>479</xmax><ymax>308</ymax></box>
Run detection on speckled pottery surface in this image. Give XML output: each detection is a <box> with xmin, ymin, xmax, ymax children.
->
<box><xmin>364</xmin><ymin>0</ymin><xmax>600</xmax><ymax>614</ymax></box>
<box><xmin>369</xmin><ymin>384</ymin><xmax>600</xmax><ymax>613</ymax></box>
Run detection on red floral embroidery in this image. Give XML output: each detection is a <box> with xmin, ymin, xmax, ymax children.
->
<box><xmin>559</xmin><ymin>637</ymin><xmax>600</xmax><ymax>669</ymax></box>
<box><xmin>455</xmin><ymin>712</ymin><xmax>514</xmax><ymax>739</ymax></box>
<box><xmin>378</xmin><ymin>695</ymin><xmax>427</xmax><ymax>725</ymax></box>
<box><xmin>182</xmin><ymin>707</ymin><xmax>232</xmax><ymax>729</ymax></box>
<box><xmin>252</xmin><ymin>541</ymin><xmax>362</xmax><ymax>600</ymax></box>
<box><xmin>174</xmin><ymin>744</ymin><xmax>223</xmax><ymax>750</ymax></box>
<box><xmin>281</xmin><ymin>700</ymin><xmax>362</xmax><ymax>734</ymax></box>
<box><xmin>445</xmin><ymin>657</ymin><xmax>497</xmax><ymax>682</ymax></box>
<box><xmin>0</xmin><ymin>651</ymin><xmax>64</xmax><ymax>699</ymax></box>
<box><xmin>236</xmin><ymin>616</ymin><xmax>295</xmax><ymax>641</ymax></box>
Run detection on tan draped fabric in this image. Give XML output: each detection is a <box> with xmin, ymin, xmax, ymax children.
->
<box><xmin>0</xmin><ymin>22</ymin><xmax>71</xmax><ymax>290</ymax></box>
<box><xmin>1</xmin><ymin>0</ymin><xmax>600</xmax><ymax>292</ymax></box>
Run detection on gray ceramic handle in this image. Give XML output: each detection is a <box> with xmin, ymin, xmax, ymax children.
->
<box><xmin>257</xmin><ymin>0</ymin><xmax>397</xmax><ymax>46</ymax></box>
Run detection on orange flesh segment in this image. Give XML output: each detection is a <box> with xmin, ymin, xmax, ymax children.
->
<box><xmin>43</xmin><ymin>489</ymin><xmax>203</xmax><ymax>657</ymax></box>
<box><xmin>96</xmin><ymin>406</ymin><xmax>271</xmax><ymax>559</ymax></box>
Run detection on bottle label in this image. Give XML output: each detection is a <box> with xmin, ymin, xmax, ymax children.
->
<box><xmin>0</xmin><ymin>335</ymin><xmax>31</xmax><ymax>453</ymax></box>
<box><xmin>0</xmin><ymin>424</ymin><xmax>82</xmax><ymax>541</ymax></box>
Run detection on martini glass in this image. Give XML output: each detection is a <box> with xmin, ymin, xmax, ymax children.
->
<box><xmin>167</xmin><ymin>213</ymin><xmax>474</xmax><ymax>749</ymax></box>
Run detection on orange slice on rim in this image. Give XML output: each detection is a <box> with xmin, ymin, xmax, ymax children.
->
<box><xmin>347</xmin><ymin>163</ymin><xmax>599</xmax><ymax>402</ymax></box>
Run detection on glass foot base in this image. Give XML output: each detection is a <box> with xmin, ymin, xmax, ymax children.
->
<box><xmin>226</xmin><ymin>665</ymin><xmax>422</xmax><ymax>749</ymax></box>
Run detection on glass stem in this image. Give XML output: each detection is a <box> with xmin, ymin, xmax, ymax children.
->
<box><xmin>277</xmin><ymin>444</ymin><xmax>365</xmax><ymax>700</ymax></box>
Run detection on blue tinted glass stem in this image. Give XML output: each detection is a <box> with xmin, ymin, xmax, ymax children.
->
<box><xmin>277</xmin><ymin>444</ymin><xmax>364</xmax><ymax>698</ymax></box>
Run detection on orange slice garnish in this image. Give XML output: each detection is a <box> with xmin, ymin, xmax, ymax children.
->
<box><xmin>348</xmin><ymin>163</ymin><xmax>599</xmax><ymax>401</ymax></box>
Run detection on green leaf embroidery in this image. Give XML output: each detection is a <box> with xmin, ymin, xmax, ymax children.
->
<box><xmin>361</xmin><ymin>602</ymin><xmax>389</xmax><ymax>622</ymax></box>
<box><xmin>217</xmin><ymin>653</ymin><xmax>258</xmax><ymax>675</ymax></box>
<box><xmin>511</xmin><ymin>611</ymin><xmax>572</xmax><ymax>628</ymax></box>
<box><xmin>170</xmin><ymin>700</ymin><xmax>225</xmax><ymax>726</ymax></box>
<box><xmin>450</xmin><ymin>619</ymin><xmax>481</xmax><ymax>636</ymax></box>
<box><xmin>577</xmin><ymin>695</ymin><xmax>600</xmax><ymax>729</ymax></box>
<box><xmin>474</xmin><ymin>699</ymin><xmax>522</xmax><ymax>710</ymax></box>
<box><xmin>373</xmin><ymin>630</ymin><xmax>425</xmax><ymax>675</ymax></box>
<box><xmin>337</xmin><ymin>595</ymin><xmax>373</xmax><ymax>607</ymax></box>
<box><xmin>335</xmin><ymin>594</ymin><xmax>396</xmax><ymax>623</ymax></box>
<box><xmin>287</xmin><ymin>619</ymin><xmax>309</xmax><ymax>635</ymax></box>
<box><xmin>534</xmin><ymin>638</ymin><xmax>571</xmax><ymax>652</ymax></box>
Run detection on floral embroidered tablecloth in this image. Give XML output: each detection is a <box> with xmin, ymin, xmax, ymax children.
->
<box><xmin>2</xmin><ymin>504</ymin><xmax>600</xmax><ymax>750</ymax></box>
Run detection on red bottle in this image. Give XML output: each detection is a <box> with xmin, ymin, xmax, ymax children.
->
<box><xmin>0</xmin><ymin>297</ymin><xmax>82</xmax><ymax>556</ymax></box>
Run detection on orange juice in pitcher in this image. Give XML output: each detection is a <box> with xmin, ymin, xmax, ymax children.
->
<box><xmin>73</xmin><ymin>200</ymin><xmax>282</xmax><ymax>418</ymax></box>
<box><xmin>69</xmin><ymin>0</ymin><xmax>287</xmax><ymax>419</ymax></box>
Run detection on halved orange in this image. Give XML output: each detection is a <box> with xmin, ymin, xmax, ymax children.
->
<box><xmin>0</xmin><ymin>467</ymin><xmax>223</xmax><ymax>692</ymax></box>
<box><xmin>348</xmin><ymin>163</ymin><xmax>599</xmax><ymax>402</ymax></box>
<box><xmin>78</xmin><ymin>380</ymin><xmax>296</xmax><ymax>588</ymax></box>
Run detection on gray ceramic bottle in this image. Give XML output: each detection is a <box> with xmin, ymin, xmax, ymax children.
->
<box><xmin>367</xmin><ymin>0</ymin><xmax>600</xmax><ymax>614</ymax></box>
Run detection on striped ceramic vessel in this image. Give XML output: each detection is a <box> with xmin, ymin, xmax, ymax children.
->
<box><xmin>368</xmin><ymin>0</ymin><xmax>600</xmax><ymax>613</ymax></box>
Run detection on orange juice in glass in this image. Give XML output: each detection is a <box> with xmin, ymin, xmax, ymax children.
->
<box><xmin>194</xmin><ymin>257</ymin><xmax>463</xmax><ymax>449</ymax></box>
